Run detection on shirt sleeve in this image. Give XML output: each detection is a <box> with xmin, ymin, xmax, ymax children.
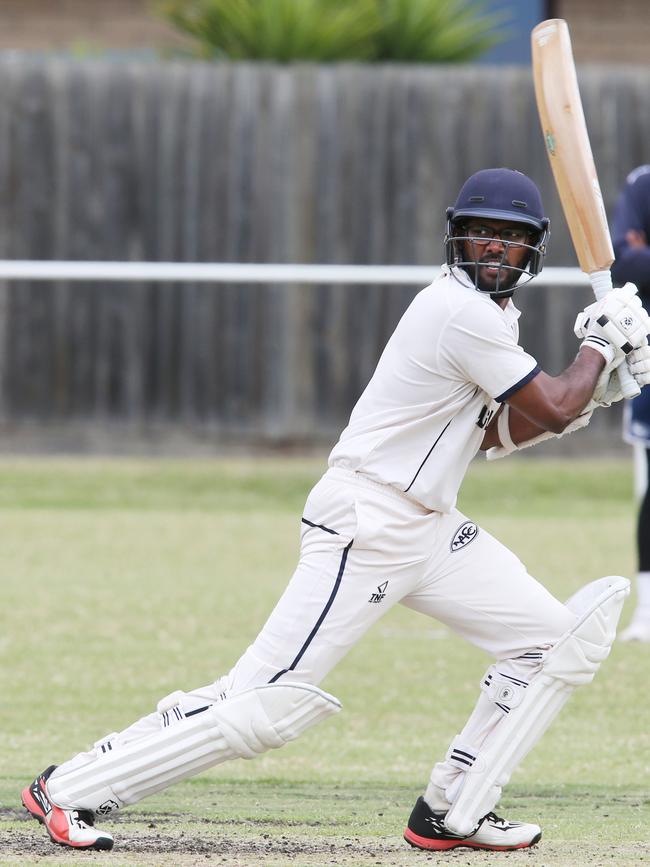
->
<box><xmin>439</xmin><ymin>299</ymin><xmax>540</xmax><ymax>401</ymax></box>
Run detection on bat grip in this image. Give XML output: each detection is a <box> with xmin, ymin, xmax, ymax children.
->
<box><xmin>589</xmin><ymin>270</ymin><xmax>641</xmax><ymax>399</ymax></box>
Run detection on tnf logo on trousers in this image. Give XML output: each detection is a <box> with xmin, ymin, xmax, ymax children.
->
<box><xmin>96</xmin><ymin>799</ymin><xmax>120</xmax><ymax>815</ymax></box>
<box><xmin>369</xmin><ymin>580</ymin><xmax>389</xmax><ymax>603</ymax></box>
<box><xmin>450</xmin><ymin>521</ymin><xmax>479</xmax><ymax>552</ymax></box>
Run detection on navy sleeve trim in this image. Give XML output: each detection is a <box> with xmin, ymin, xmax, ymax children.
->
<box><xmin>495</xmin><ymin>364</ymin><xmax>541</xmax><ymax>403</ymax></box>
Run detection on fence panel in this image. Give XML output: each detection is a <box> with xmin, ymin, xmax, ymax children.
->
<box><xmin>0</xmin><ymin>58</ymin><xmax>645</xmax><ymax>449</ymax></box>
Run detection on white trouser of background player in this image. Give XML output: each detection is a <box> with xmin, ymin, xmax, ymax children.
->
<box><xmin>45</xmin><ymin>467</ymin><xmax>604</xmax><ymax>825</ymax></box>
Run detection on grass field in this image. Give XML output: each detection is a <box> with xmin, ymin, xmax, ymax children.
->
<box><xmin>0</xmin><ymin>455</ymin><xmax>648</xmax><ymax>866</ymax></box>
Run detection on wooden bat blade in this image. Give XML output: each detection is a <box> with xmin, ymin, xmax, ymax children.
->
<box><xmin>531</xmin><ymin>18</ymin><xmax>614</xmax><ymax>274</ymax></box>
<box><xmin>532</xmin><ymin>18</ymin><xmax>640</xmax><ymax>399</ymax></box>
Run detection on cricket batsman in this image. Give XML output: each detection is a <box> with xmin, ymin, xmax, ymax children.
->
<box><xmin>22</xmin><ymin>169</ymin><xmax>650</xmax><ymax>852</ymax></box>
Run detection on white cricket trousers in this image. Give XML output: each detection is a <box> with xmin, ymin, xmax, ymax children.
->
<box><xmin>50</xmin><ymin>467</ymin><xmax>577</xmax><ymax>809</ymax></box>
<box><xmin>223</xmin><ymin>467</ymin><xmax>575</xmax><ymax>690</ymax></box>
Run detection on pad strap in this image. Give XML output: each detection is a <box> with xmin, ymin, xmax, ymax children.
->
<box><xmin>481</xmin><ymin>666</ymin><xmax>528</xmax><ymax>715</ymax></box>
<box><xmin>446</xmin><ymin>739</ymin><xmax>479</xmax><ymax>773</ymax></box>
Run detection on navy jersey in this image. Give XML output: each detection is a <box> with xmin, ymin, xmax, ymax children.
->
<box><xmin>611</xmin><ymin>165</ymin><xmax>650</xmax><ymax>299</ymax></box>
<box><xmin>612</xmin><ymin>166</ymin><xmax>650</xmax><ymax>443</ymax></box>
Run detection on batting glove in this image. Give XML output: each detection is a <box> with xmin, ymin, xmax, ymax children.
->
<box><xmin>627</xmin><ymin>343</ymin><xmax>650</xmax><ymax>388</ymax></box>
<box><xmin>587</xmin><ymin>366</ymin><xmax>625</xmax><ymax>409</ymax></box>
<box><xmin>585</xmin><ymin>343</ymin><xmax>650</xmax><ymax>411</ymax></box>
<box><xmin>574</xmin><ymin>283</ymin><xmax>650</xmax><ymax>372</ymax></box>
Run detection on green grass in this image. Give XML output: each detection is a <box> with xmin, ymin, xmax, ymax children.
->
<box><xmin>1</xmin><ymin>456</ymin><xmax>648</xmax><ymax>865</ymax></box>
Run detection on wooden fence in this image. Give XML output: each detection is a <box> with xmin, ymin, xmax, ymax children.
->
<box><xmin>0</xmin><ymin>57</ymin><xmax>647</xmax><ymax>450</ymax></box>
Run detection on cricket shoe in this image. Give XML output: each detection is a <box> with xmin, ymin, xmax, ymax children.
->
<box><xmin>404</xmin><ymin>796</ymin><xmax>542</xmax><ymax>851</ymax></box>
<box><xmin>21</xmin><ymin>765</ymin><xmax>114</xmax><ymax>850</ymax></box>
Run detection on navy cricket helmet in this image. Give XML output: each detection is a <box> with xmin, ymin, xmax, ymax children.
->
<box><xmin>445</xmin><ymin>168</ymin><xmax>550</xmax><ymax>295</ymax></box>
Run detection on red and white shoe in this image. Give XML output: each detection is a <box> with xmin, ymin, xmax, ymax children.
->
<box><xmin>21</xmin><ymin>765</ymin><xmax>114</xmax><ymax>850</ymax></box>
<box><xmin>404</xmin><ymin>796</ymin><xmax>541</xmax><ymax>851</ymax></box>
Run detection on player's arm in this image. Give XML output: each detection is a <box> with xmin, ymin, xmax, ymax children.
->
<box><xmin>505</xmin><ymin>347</ymin><xmax>603</xmax><ymax>434</ymax></box>
<box><xmin>481</xmin><ymin>284</ymin><xmax>650</xmax><ymax>452</ymax></box>
<box><xmin>480</xmin><ymin>345</ymin><xmax>602</xmax><ymax>450</ymax></box>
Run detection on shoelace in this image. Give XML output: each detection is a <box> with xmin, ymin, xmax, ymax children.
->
<box><xmin>71</xmin><ymin>810</ymin><xmax>95</xmax><ymax>829</ymax></box>
<box><xmin>483</xmin><ymin>812</ymin><xmax>508</xmax><ymax>828</ymax></box>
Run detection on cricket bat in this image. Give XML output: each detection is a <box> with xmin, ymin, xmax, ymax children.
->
<box><xmin>531</xmin><ymin>18</ymin><xmax>640</xmax><ymax>397</ymax></box>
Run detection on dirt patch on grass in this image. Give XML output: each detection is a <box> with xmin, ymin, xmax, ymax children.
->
<box><xmin>2</xmin><ymin>806</ymin><xmax>649</xmax><ymax>866</ymax></box>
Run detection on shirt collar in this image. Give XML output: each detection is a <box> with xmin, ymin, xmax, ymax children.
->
<box><xmin>443</xmin><ymin>264</ymin><xmax>522</xmax><ymax>322</ymax></box>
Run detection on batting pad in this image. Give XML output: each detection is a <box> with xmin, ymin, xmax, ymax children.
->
<box><xmin>444</xmin><ymin>575</ymin><xmax>630</xmax><ymax>836</ymax></box>
<box><xmin>47</xmin><ymin>682</ymin><xmax>341</xmax><ymax>814</ymax></box>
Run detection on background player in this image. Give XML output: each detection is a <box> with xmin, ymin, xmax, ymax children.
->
<box><xmin>22</xmin><ymin>169</ymin><xmax>650</xmax><ymax>853</ymax></box>
<box><xmin>611</xmin><ymin>165</ymin><xmax>650</xmax><ymax>642</ymax></box>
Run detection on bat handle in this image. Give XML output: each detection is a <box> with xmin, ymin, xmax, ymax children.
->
<box><xmin>589</xmin><ymin>270</ymin><xmax>641</xmax><ymax>399</ymax></box>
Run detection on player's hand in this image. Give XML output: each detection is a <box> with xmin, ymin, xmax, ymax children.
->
<box><xmin>574</xmin><ymin>283</ymin><xmax>649</xmax><ymax>370</ymax></box>
<box><xmin>627</xmin><ymin>343</ymin><xmax>650</xmax><ymax>387</ymax></box>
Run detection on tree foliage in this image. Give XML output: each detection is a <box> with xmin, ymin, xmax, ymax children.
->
<box><xmin>375</xmin><ymin>0</ymin><xmax>503</xmax><ymax>62</ymax></box>
<box><xmin>158</xmin><ymin>0</ymin><xmax>506</xmax><ymax>63</ymax></box>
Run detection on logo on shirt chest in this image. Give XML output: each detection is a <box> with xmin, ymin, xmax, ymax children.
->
<box><xmin>450</xmin><ymin>521</ymin><xmax>479</xmax><ymax>552</ymax></box>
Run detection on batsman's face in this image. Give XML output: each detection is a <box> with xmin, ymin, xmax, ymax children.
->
<box><xmin>457</xmin><ymin>219</ymin><xmax>532</xmax><ymax>293</ymax></box>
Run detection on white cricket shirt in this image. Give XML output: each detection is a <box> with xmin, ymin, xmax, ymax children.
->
<box><xmin>328</xmin><ymin>265</ymin><xmax>540</xmax><ymax>513</ymax></box>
